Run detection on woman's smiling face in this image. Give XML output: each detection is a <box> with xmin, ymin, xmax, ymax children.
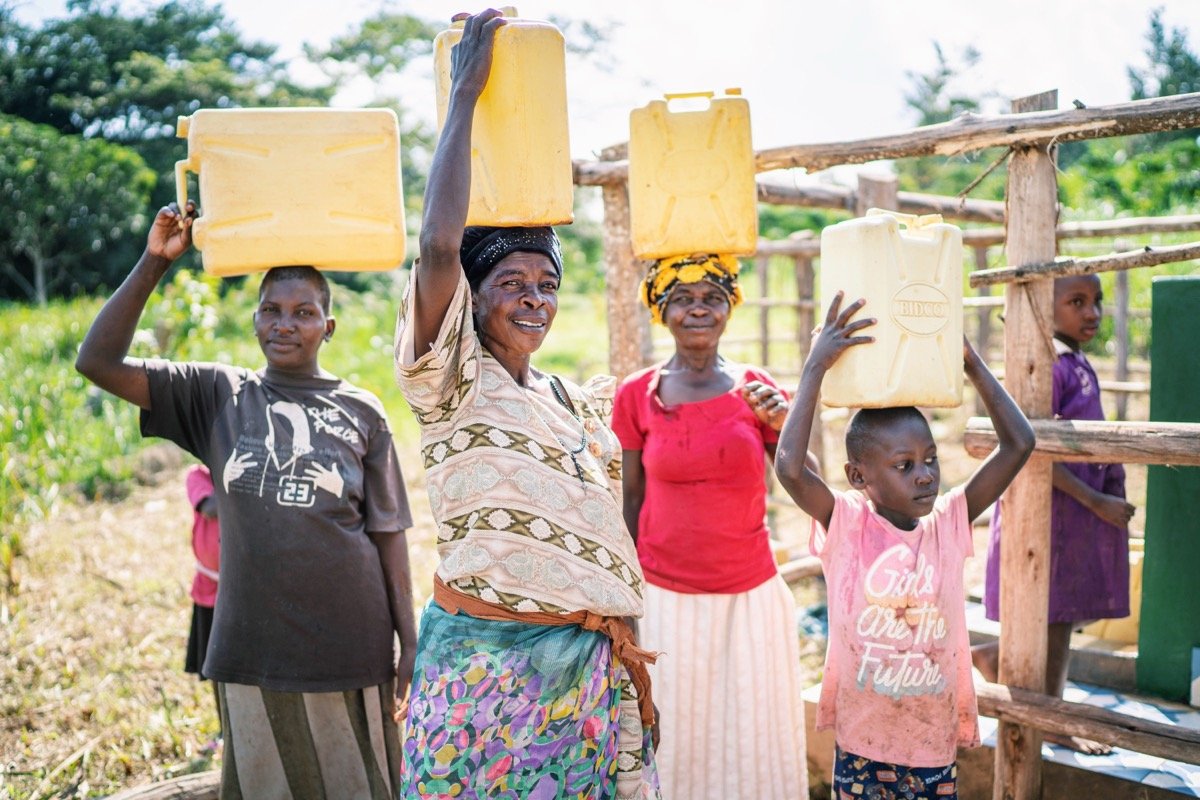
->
<box><xmin>472</xmin><ymin>251</ymin><xmax>560</xmax><ymax>360</ymax></box>
<box><xmin>662</xmin><ymin>281</ymin><xmax>730</xmax><ymax>349</ymax></box>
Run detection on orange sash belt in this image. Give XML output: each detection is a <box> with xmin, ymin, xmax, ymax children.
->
<box><xmin>433</xmin><ymin>576</ymin><xmax>658</xmax><ymax>728</ymax></box>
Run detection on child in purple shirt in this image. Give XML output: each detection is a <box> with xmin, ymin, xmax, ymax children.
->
<box><xmin>978</xmin><ymin>273</ymin><xmax>1134</xmax><ymax>754</ymax></box>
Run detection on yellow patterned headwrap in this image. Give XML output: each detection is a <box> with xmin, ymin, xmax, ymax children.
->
<box><xmin>640</xmin><ymin>254</ymin><xmax>744</xmax><ymax>325</ymax></box>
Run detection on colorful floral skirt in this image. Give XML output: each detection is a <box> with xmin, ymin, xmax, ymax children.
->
<box><xmin>399</xmin><ymin>603</ymin><xmax>660</xmax><ymax>800</ymax></box>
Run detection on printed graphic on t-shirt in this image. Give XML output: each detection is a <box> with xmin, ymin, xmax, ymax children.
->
<box><xmin>221</xmin><ymin>395</ymin><xmax>353</xmax><ymax>505</ymax></box>
<box><xmin>1072</xmin><ymin>359</ymin><xmax>1096</xmax><ymax>397</ymax></box>
<box><xmin>855</xmin><ymin>543</ymin><xmax>948</xmax><ymax>697</ymax></box>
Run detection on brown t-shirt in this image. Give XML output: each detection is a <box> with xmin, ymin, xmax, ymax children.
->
<box><xmin>141</xmin><ymin>360</ymin><xmax>412</xmax><ymax>692</ymax></box>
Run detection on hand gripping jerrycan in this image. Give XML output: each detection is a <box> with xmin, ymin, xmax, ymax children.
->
<box><xmin>175</xmin><ymin>108</ymin><xmax>406</xmax><ymax>277</ymax></box>
<box><xmin>433</xmin><ymin>8</ymin><xmax>573</xmax><ymax>227</ymax></box>
<box><xmin>819</xmin><ymin>209</ymin><xmax>964</xmax><ymax>408</ymax></box>
<box><xmin>628</xmin><ymin>89</ymin><xmax>757</xmax><ymax>260</ymax></box>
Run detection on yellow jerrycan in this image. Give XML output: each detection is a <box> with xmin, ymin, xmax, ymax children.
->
<box><xmin>628</xmin><ymin>89</ymin><xmax>757</xmax><ymax>260</ymax></box>
<box><xmin>818</xmin><ymin>209</ymin><xmax>963</xmax><ymax>408</ymax></box>
<box><xmin>433</xmin><ymin>8</ymin><xmax>573</xmax><ymax>227</ymax></box>
<box><xmin>175</xmin><ymin>108</ymin><xmax>406</xmax><ymax>277</ymax></box>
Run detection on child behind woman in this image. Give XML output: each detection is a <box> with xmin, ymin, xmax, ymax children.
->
<box><xmin>977</xmin><ymin>273</ymin><xmax>1134</xmax><ymax>754</ymax></box>
<box><xmin>774</xmin><ymin>293</ymin><xmax>1035</xmax><ymax>799</ymax></box>
<box><xmin>184</xmin><ymin>464</ymin><xmax>221</xmax><ymax>743</ymax></box>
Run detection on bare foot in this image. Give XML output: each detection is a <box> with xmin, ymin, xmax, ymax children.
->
<box><xmin>1044</xmin><ymin>732</ymin><xmax>1113</xmax><ymax>755</ymax></box>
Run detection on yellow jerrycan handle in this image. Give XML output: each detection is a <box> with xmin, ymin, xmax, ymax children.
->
<box><xmin>866</xmin><ymin>207</ymin><xmax>944</xmax><ymax>229</ymax></box>
<box><xmin>175</xmin><ymin>115</ymin><xmax>195</xmax><ymax>220</ymax></box>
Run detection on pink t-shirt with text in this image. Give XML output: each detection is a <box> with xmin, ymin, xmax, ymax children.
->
<box><xmin>810</xmin><ymin>485</ymin><xmax>979</xmax><ymax>767</ymax></box>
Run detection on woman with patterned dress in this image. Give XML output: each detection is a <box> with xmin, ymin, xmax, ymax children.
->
<box><xmin>393</xmin><ymin>10</ymin><xmax>659</xmax><ymax>799</ymax></box>
<box><xmin>611</xmin><ymin>256</ymin><xmax>809</xmax><ymax>799</ymax></box>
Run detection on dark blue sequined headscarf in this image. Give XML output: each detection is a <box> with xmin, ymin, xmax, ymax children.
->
<box><xmin>460</xmin><ymin>226</ymin><xmax>563</xmax><ymax>289</ymax></box>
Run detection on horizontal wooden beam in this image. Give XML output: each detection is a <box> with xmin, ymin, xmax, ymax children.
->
<box><xmin>964</xmin><ymin>417</ymin><xmax>1200</xmax><ymax>466</ymax></box>
<box><xmin>969</xmin><ymin>241</ymin><xmax>1200</xmax><ymax>286</ymax></box>
<box><xmin>975</xmin><ymin>681</ymin><xmax>1200</xmax><ymax>766</ymax></box>
<box><xmin>577</xmin><ymin>94</ymin><xmax>1200</xmax><ymax>184</ymax></box>
<box><xmin>754</xmin><ymin>236</ymin><xmax>821</xmax><ymax>257</ymax></box>
<box><xmin>963</xmin><ymin>214</ymin><xmax>1200</xmax><ymax>247</ymax></box>
<box><xmin>757</xmin><ymin>182</ymin><xmax>1007</xmax><ymax>223</ymax></box>
<box><xmin>757</xmin><ymin>181</ymin><xmax>853</xmax><ymax>211</ymax></box>
<box><xmin>755</xmin><ymin>92</ymin><xmax>1200</xmax><ymax>174</ymax></box>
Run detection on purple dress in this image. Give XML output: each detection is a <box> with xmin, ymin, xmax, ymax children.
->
<box><xmin>984</xmin><ymin>340</ymin><xmax>1129</xmax><ymax>623</ymax></box>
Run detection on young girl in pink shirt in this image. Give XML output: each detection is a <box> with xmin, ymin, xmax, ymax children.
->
<box><xmin>774</xmin><ymin>293</ymin><xmax>1035</xmax><ymax>799</ymax></box>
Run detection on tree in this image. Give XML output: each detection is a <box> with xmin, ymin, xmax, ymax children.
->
<box><xmin>0</xmin><ymin>0</ymin><xmax>333</xmax><ymax>206</ymax></box>
<box><xmin>0</xmin><ymin>114</ymin><xmax>155</xmax><ymax>304</ymax></box>
<box><xmin>1061</xmin><ymin>9</ymin><xmax>1200</xmax><ymax>215</ymax></box>
<box><xmin>0</xmin><ymin>0</ymin><xmax>335</xmax><ymax>298</ymax></box>
<box><xmin>894</xmin><ymin>43</ymin><xmax>1007</xmax><ymax>201</ymax></box>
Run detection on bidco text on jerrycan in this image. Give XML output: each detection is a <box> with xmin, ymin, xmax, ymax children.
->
<box><xmin>819</xmin><ymin>209</ymin><xmax>964</xmax><ymax>408</ymax></box>
<box><xmin>175</xmin><ymin>108</ymin><xmax>406</xmax><ymax>277</ymax></box>
<box><xmin>433</xmin><ymin>9</ymin><xmax>573</xmax><ymax>227</ymax></box>
<box><xmin>628</xmin><ymin>90</ymin><xmax>756</xmax><ymax>260</ymax></box>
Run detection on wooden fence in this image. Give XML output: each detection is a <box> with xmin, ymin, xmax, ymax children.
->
<box><xmin>579</xmin><ymin>90</ymin><xmax>1200</xmax><ymax>800</ymax></box>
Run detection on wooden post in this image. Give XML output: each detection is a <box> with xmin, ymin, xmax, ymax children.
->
<box><xmin>974</xmin><ymin>245</ymin><xmax>994</xmax><ymax>415</ymax></box>
<box><xmin>600</xmin><ymin>144</ymin><xmax>652</xmax><ymax>380</ymax></box>
<box><xmin>855</xmin><ymin>171</ymin><xmax>899</xmax><ymax>216</ymax></box>
<box><xmin>757</xmin><ymin>254</ymin><xmax>771</xmax><ymax>367</ymax></box>
<box><xmin>794</xmin><ymin>253</ymin><xmax>825</xmax><ymax>472</ymax></box>
<box><xmin>1113</xmin><ymin>257</ymin><xmax>1130</xmax><ymax>421</ymax></box>
<box><xmin>994</xmin><ymin>90</ymin><xmax>1059</xmax><ymax>800</ymax></box>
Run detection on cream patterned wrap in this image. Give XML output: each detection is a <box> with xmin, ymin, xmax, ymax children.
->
<box><xmin>395</xmin><ymin>271</ymin><xmax>645</xmax><ymax>617</ymax></box>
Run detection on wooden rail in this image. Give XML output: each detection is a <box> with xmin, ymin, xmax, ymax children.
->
<box><xmin>962</xmin><ymin>213</ymin><xmax>1200</xmax><ymax>246</ymax></box>
<box><xmin>969</xmin><ymin>241</ymin><xmax>1200</xmax><ymax>287</ymax></box>
<box><xmin>756</xmin><ymin>181</ymin><xmax>1007</xmax><ymax>223</ymax></box>
<box><xmin>964</xmin><ymin>418</ymin><xmax>1200</xmax><ymax>466</ymax></box>
<box><xmin>575</xmin><ymin>93</ymin><xmax>1200</xmax><ymax>184</ymax></box>
<box><xmin>975</xmin><ymin>682</ymin><xmax>1200</xmax><ymax>767</ymax></box>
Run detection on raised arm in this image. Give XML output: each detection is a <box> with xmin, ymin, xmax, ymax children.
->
<box><xmin>75</xmin><ymin>202</ymin><xmax>197</xmax><ymax>409</ymax></box>
<box><xmin>411</xmin><ymin>9</ymin><xmax>505</xmax><ymax>356</ymax></box>
<box><xmin>775</xmin><ymin>292</ymin><xmax>874</xmax><ymax>530</ymax></box>
<box><xmin>961</xmin><ymin>337</ymin><xmax>1037</xmax><ymax>522</ymax></box>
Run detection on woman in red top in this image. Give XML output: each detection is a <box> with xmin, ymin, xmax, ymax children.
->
<box><xmin>611</xmin><ymin>255</ymin><xmax>809</xmax><ymax>800</ymax></box>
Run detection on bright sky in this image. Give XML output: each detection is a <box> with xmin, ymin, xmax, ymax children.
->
<box><xmin>14</xmin><ymin>0</ymin><xmax>1200</xmax><ymax>164</ymax></box>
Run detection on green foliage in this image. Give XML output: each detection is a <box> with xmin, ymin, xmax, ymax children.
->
<box><xmin>903</xmin><ymin>42</ymin><xmax>983</xmax><ymax>127</ymax></box>
<box><xmin>895</xmin><ymin>43</ymin><xmax>1008</xmax><ymax>200</ymax></box>
<box><xmin>0</xmin><ymin>113</ymin><xmax>155</xmax><ymax>303</ymax></box>
<box><xmin>1061</xmin><ymin>10</ymin><xmax>1200</xmax><ymax>216</ymax></box>
<box><xmin>1060</xmin><ymin>136</ymin><xmax>1200</xmax><ymax>215</ymax></box>
<box><xmin>0</xmin><ymin>0</ymin><xmax>334</xmax><ymax>299</ymax></box>
<box><xmin>305</xmin><ymin>11</ymin><xmax>437</xmax><ymax>81</ymax></box>
<box><xmin>759</xmin><ymin>204</ymin><xmax>845</xmax><ymax>240</ymax></box>
<box><xmin>1129</xmin><ymin>8</ymin><xmax>1200</xmax><ymax>139</ymax></box>
<box><xmin>0</xmin><ymin>0</ymin><xmax>332</xmax><ymax>147</ymax></box>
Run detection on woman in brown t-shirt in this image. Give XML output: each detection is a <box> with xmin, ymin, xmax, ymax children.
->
<box><xmin>77</xmin><ymin>203</ymin><xmax>417</xmax><ymax>798</ymax></box>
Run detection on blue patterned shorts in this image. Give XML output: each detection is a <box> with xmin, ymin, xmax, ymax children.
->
<box><xmin>834</xmin><ymin>746</ymin><xmax>958</xmax><ymax>800</ymax></box>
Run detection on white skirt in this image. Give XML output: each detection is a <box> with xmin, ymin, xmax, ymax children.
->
<box><xmin>642</xmin><ymin>574</ymin><xmax>808</xmax><ymax>800</ymax></box>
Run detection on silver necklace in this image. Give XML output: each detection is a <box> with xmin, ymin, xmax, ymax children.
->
<box><xmin>531</xmin><ymin>376</ymin><xmax>588</xmax><ymax>487</ymax></box>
